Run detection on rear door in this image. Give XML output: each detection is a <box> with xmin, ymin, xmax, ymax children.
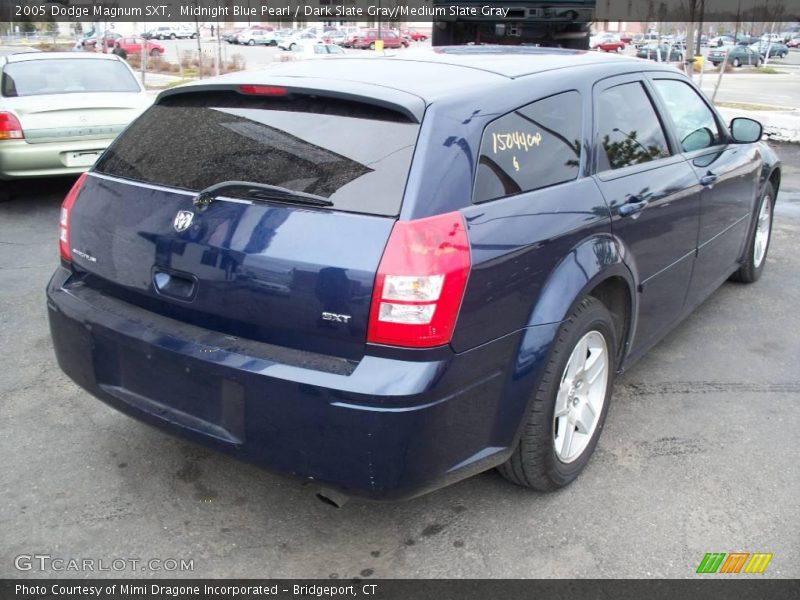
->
<box><xmin>70</xmin><ymin>87</ymin><xmax>422</xmax><ymax>360</ymax></box>
<box><xmin>648</xmin><ymin>75</ymin><xmax>761</xmax><ymax>306</ymax></box>
<box><xmin>592</xmin><ymin>74</ymin><xmax>701</xmax><ymax>354</ymax></box>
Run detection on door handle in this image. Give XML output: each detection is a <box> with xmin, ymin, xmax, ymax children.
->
<box><xmin>700</xmin><ymin>173</ymin><xmax>718</xmax><ymax>187</ymax></box>
<box><xmin>618</xmin><ymin>196</ymin><xmax>647</xmax><ymax>217</ymax></box>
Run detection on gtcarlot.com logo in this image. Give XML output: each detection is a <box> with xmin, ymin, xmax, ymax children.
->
<box><xmin>14</xmin><ymin>554</ymin><xmax>194</xmax><ymax>573</ymax></box>
<box><xmin>696</xmin><ymin>552</ymin><xmax>773</xmax><ymax>574</ymax></box>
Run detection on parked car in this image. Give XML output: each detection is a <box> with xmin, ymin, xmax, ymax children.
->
<box><xmin>760</xmin><ymin>33</ymin><xmax>784</xmax><ymax>44</ymax></box>
<box><xmin>144</xmin><ymin>26</ymin><xmax>194</xmax><ymax>40</ymax></box>
<box><xmin>114</xmin><ymin>37</ymin><xmax>165</xmax><ymax>58</ymax></box>
<box><xmin>97</xmin><ymin>32</ymin><xmax>122</xmax><ymax>49</ymax></box>
<box><xmin>342</xmin><ymin>31</ymin><xmax>364</xmax><ymax>48</ymax></box>
<box><xmin>404</xmin><ymin>29</ymin><xmax>429</xmax><ymax>42</ymax></box>
<box><xmin>289</xmin><ymin>43</ymin><xmax>346</xmax><ymax>59</ymax></box>
<box><xmin>278</xmin><ymin>32</ymin><xmax>322</xmax><ymax>51</ymax></box>
<box><xmin>708</xmin><ymin>45</ymin><xmax>763</xmax><ymax>67</ymax></box>
<box><xmin>78</xmin><ymin>30</ymin><xmax>119</xmax><ymax>46</ymax></box>
<box><xmin>237</xmin><ymin>28</ymin><xmax>278</xmax><ymax>46</ymax></box>
<box><xmin>709</xmin><ymin>35</ymin><xmax>735</xmax><ymax>47</ymax></box>
<box><xmin>591</xmin><ymin>34</ymin><xmax>625</xmax><ymax>52</ymax></box>
<box><xmin>323</xmin><ymin>30</ymin><xmax>348</xmax><ymax>45</ymax></box>
<box><xmin>78</xmin><ymin>32</ymin><xmax>122</xmax><ymax>52</ymax></box>
<box><xmin>223</xmin><ymin>28</ymin><xmax>246</xmax><ymax>44</ymax></box>
<box><xmin>619</xmin><ymin>33</ymin><xmax>633</xmax><ymax>44</ymax></box>
<box><xmin>352</xmin><ymin>30</ymin><xmax>407</xmax><ymax>50</ymax></box>
<box><xmin>46</xmin><ymin>49</ymin><xmax>780</xmax><ymax>502</ymax></box>
<box><xmin>0</xmin><ymin>52</ymin><xmax>150</xmax><ymax>194</ymax></box>
<box><xmin>636</xmin><ymin>43</ymin><xmax>685</xmax><ymax>62</ymax></box>
<box><xmin>750</xmin><ymin>42</ymin><xmax>789</xmax><ymax>58</ymax></box>
<box><xmin>787</xmin><ymin>37</ymin><xmax>800</xmax><ymax>48</ymax></box>
<box><xmin>634</xmin><ymin>32</ymin><xmax>660</xmax><ymax>48</ymax></box>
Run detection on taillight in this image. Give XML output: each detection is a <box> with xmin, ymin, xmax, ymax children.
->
<box><xmin>59</xmin><ymin>173</ymin><xmax>88</xmax><ymax>262</ymax></box>
<box><xmin>0</xmin><ymin>111</ymin><xmax>24</xmax><ymax>140</ymax></box>
<box><xmin>367</xmin><ymin>211</ymin><xmax>470</xmax><ymax>348</ymax></box>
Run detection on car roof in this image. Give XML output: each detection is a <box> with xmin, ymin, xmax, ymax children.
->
<box><xmin>3</xmin><ymin>51</ymin><xmax>125</xmax><ymax>64</ymax></box>
<box><xmin>193</xmin><ymin>46</ymin><xmax>660</xmax><ymax>95</ymax></box>
<box><xmin>161</xmin><ymin>46</ymin><xmax>679</xmax><ymax>122</ymax></box>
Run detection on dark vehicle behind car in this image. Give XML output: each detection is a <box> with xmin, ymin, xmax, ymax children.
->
<box><xmin>47</xmin><ymin>48</ymin><xmax>780</xmax><ymax>502</ymax></box>
<box><xmin>635</xmin><ymin>43</ymin><xmax>685</xmax><ymax>62</ymax></box>
<box><xmin>708</xmin><ymin>45</ymin><xmax>763</xmax><ymax>67</ymax></box>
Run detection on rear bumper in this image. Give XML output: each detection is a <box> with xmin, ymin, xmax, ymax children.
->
<box><xmin>46</xmin><ymin>266</ymin><xmax>556</xmax><ymax>500</ymax></box>
<box><xmin>0</xmin><ymin>139</ymin><xmax>112</xmax><ymax>179</ymax></box>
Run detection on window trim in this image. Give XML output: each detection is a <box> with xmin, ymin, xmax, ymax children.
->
<box><xmin>470</xmin><ymin>89</ymin><xmax>584</xmax><ymax>204</ymax></box>
<box><xmin>591</xmin><ymin>74</ymin><xmax>675</xmax><ymax>178</ymax></box>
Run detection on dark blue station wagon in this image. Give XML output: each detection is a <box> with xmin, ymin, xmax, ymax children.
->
<box><xmin>47</xmin><ymin>48</ymin><xmax>781</xmax><ymax>502</ymax></box>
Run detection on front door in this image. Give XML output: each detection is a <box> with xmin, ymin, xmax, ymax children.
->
<box><xmin>647</xmin><ymin>75</ymin><xmax>761</xmax><ymax>306</ymax></box>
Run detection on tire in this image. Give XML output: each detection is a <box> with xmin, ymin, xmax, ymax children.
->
<box><xmin>248</xmin><ymin>39</ymin><xmax>255</xmax><ymax>46</ymax></box>
<box><xmin>170</xmin><ymin>34</ymin><xmax>177</xmax><ymax>40</ymax></box>
<box><xmin>149</xmin><ymin>49</ymin><xmax>160</xmax><ymax>57</ymax></box>
<box><xmin>733</xmin><ymin>57</ymin><xmax>742</xmax><ymax>67</ymax></box>
<box><xmin>369</xmin><ymin>42</ymin><xmax>375</xmax><ymax>50</ymax></box>
<box><xmin>289</xmin><ymin>43</ymin><xmax>295</xmax><ymax>50</ymax></box>
<box><xmin>498</xmin><ymin>296</ymin><xmax>616</xmax><ymax>491</ymax></box>
<box><xmin>731</xmin><ymin>182</ymin><xmax>775</xmax><ymax>283</ymax></box>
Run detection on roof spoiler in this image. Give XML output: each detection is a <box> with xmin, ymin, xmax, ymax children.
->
<box><xmin>156</xmin><ymin>79</ymin><xmax>425</xmax><ymax>123</ymax></box>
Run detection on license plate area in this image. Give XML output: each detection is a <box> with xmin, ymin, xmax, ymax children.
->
<box><xmin>62</xmin><ymin>150</ymin><xmax>103</xmax><ymax>167</ymax></box>
<box><xmin>93</xmin><ymin>336</ymin><xmax>245</xmax><ymax>444</ymax></box>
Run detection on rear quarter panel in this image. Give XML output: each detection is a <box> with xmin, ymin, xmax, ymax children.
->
<box><xmin>402</xmin><ymin>65</ymin><xmax>637</xmax><ymax>353</ymax></box>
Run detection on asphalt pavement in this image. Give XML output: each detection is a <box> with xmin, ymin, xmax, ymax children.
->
<box><xmin>0</xmin><ymin>145</ymin><xmax>798</xmax><ymax>579</ymax></box>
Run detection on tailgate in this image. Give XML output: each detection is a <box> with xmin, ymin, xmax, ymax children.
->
<box><xmin>68</xmin><ymin>87</ymin><xmax>421</xmax><ymax>360</ymax></box>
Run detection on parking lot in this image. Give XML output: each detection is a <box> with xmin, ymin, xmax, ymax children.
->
<box><xmin>1</xmin><ymin>129</ymin><xmax>798</xmax><ymax>578</ymax></box>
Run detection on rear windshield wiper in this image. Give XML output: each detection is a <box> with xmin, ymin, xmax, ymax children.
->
<box><xmin>194</xmin><ymin>181</ymin><xmax>333</xmax><ymax>209</ymax></box>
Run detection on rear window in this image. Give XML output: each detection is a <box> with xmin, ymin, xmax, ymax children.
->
<box><xmin>1</xmin><ymin>59</ymin><xmax>140</xmax><ymax>97</ymax></box>
<box><xmin>95</xmin><ymin>91</ymin><xmax>420</xmax><ymax>216</ymax></box>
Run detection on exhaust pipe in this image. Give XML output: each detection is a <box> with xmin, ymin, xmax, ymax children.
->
<box><xmin>315</xmin><ymin>487</ymin><xmax>349</xmax><ymax>508</ymax></box>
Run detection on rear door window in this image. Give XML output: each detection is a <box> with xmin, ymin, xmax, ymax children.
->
<box><xmin>95</xmin><ymin>91</ymin><xmax>420</xmax><ymax>216</ymax></box>
<box><xmin>596</xmin><ymin>82</ymin><xmax>671</xmax><ymax>171</ymax></box>
<box><xmin>473</xmin><ymin>91</ymin><xmax>582</xmax><ymax>203</ymax></box>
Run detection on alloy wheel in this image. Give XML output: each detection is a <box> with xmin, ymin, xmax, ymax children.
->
<box><xmin>753</xmin><ymin>195</ymin><xmax>772</xmax><ymax>268</ymax></box>
<box><xmin>553</xmin><ymin>330</ymin><xmax>609</xmax><ymax>463</ymax></box>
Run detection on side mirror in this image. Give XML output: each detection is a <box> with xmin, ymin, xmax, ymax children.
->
<box><xmin>730</xmin><ymin>117</ymin><xmax>763</xmax><ymax>143</ymax></box>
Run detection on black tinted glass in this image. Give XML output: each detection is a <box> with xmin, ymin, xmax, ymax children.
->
<box><xmin>653</xmin><ymin>79</ymin><xmax>722</xmax><ymax>152</ymax></box>
<box><xmin>95</xmin><ymin>91</ymin><xmax>419</xmax><ymax>216</ymax></box>
<box><xmin>474</xmin><ymin>91</ymin><xmax>582</xmax><ymax>203</ymax></box>
<box><xmin>597</xmin><ymin>82</ymin><xmax>670</xmax><ymax>171</ymax></box>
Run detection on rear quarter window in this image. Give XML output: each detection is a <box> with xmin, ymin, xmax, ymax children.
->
<box><xmin>473</xmin><ymin>91</ymin><xmax>582</xmax><ymax>203</ymax></box>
